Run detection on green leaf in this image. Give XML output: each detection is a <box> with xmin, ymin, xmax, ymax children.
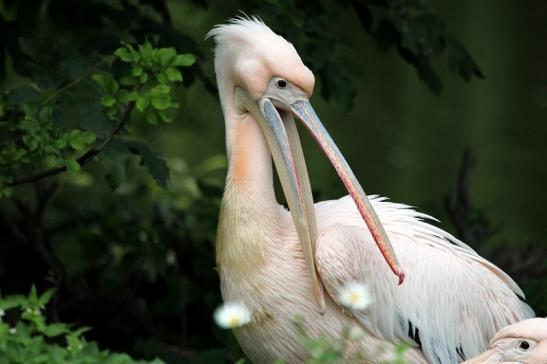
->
<box><xmin>77</xmin><ymin>102</ymin><xmax>112</xmax><ymax>138</ymax></box>
<box><xmin>155</xmin><ymin>85</ymin><xmax>170</xmax><ymax>93</ymax></box>
<box><xmin>65</xmin><ymin>158</ymin><xmax>81</xmax><ymax>174</ymax></box>
<box><xmin>72</xmin><ymin>327</ymin><xmax>91</xmax><ymax>338</ymax></box>
<box><xmin>41</xmin><ymin>323</ymin><xmax>69</xmax><ymax>337</ymax></box>
<box><xmin>55</xmin><ymin>138</ymin><xmax>68</xmax><ymax>149</ymax></box>
<box><xmin>172</xmin><ymin>54</ymin><xmax>196</xmax><ymax>67</ymax></box>
<box><xmin>106</xmin><ymin>106</ymin><xmax>118</xmax><ymax>120</ymax></box>
<box><xmin>155</xmin><ymin>72</ymin><xmax>168</xmax><ymax>84</ymax></box>
<box><xmin>158</xmin><ymin>110</ymin><xmax>174</xmax><ymax>123</ymax></box>
<box><xmin>69</xmin><ymin>131</ymin><xmax>86</xmax><ymax>151</ymax></box>
<box><xmin>151</xmin><ymin>94</ymin><xmax>171</xmax><ymax>110</ymax></box>
<box><xmin>22</xmin><ymin>135</ymin><xmax>39</xmax><ymax>151</ymax></box>
<box><xmin>45</xmin><ymin>155</ymin><xmax>63</xmax><ymax>168</ymax></box>
<box><xmin>38</xmin><ymin>289</ymin><xmax>56</xmax><ymax>307</ymax></box>
<box><xmin>120</xmin><ymin>76</ymin><xmax>137</xmax><ymax>86</ymax></box>
<box><xmin>164</xmin><ymin>67</ymin><xmax>182</xmax><ymax>82</ymax></box>
<box><xmin>136</xmin><ymin>96</ymin><xmax>149</xmax><ymax>113</ymax></box>
<box><xmin>29</xmin><ymin>285</ymin><xmax>38</xmax><ymax>302</ymax></box>
<box><xmin>118</xmin><ymin>90</ymin><xmax>139</xmax><ymax>104</ymax></box>
<box><xmin>93</xmin><ymin>74</ymin><xmax>119</xmax><ymax>94</ymax></box>
<box><xmin>445</xmin><ymin>38</ymin><xmax>483</xmax><ymax>81</ymax></box>
<box><xmin>118</xmin><ymin>42</ymin><xmax>139</xmax><ymax>62</ymax></box>
<box><xmin>114</xmin><ymin>47</ymin><xmax>133</xmax><ymax>63</ymax></box>
<box><xmin>127</xmin><ymin>141</ymin><xmax>170</xmax><ymax>187</ymax></box>
<box><xmin>131</xmin><ymin>66</ymin><xmax>143</xmax><ymax>77</ymax></box>
<box><xmin>101</xmin><ymin>96</ymin><xmax>117</xmax><ymax>107</ymax></box>
<box><xmin>99</xmin><ymin>139</ymin><xmax>131</xmax><ymax>189</ymax></box>
<box><xmin>156</xmin><ymin>48</ymin><xmax>176</xmax><ymax>67</ymax></box>
<box><xmin>91</xmin><ymin>73</ymin><xmax>107</xmax><ymax>89</ymax></box>
<box><xmin>149</xmin><ymin>85</ymin><xmax>172</xmax><ymax>110</ymax></box>
<box><xmin>145</xmin><ymin>111</ymin><xmax>159</xmax><ymax>125</ymax></box>
<box><xmin>0</xmin><ymin>295</ymin><xmax>26</xmax><ymax>310</ymax></box>
<box><xmin>138</xmin><ymin>41</ymin><xmax>154</xmax><ymax>61</ymax></box>
<box><xmin>82</xmin><ymin>131</ymin><xmax>96</xmax><ymax>144</ymax></box>
<box><xmin>38</xmin><ymin>105</ymin><xmax>53</xmax><ymax>120</ymax></box>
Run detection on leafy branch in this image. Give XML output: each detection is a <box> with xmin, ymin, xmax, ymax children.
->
<box><xmin>443</xmin><ymin>149</ymin><xmax>499</xmax><ymax>246</ymax></box>
<box><xmin>352</xmin><ymin>0</ymin><xmax>484</xmax><ymax>95</ymax></box>
<box><xmin>42</xmin><ymin>67</ymin><xmax>94</xmax><ymax>105</ymax></box>
<box><xmin>9</xmin><ymin>104</ymin><xmax>133</xmax><ymax>186</ymax></box>
<box><xmin>1</xmin><ymin>41</ymin><xmax>195</xmax><ymax>195</ymax></box>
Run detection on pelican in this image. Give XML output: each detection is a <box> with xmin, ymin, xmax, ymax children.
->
<box><xmin>463</xmin><ymin>318</ymin><xmax>547</xmax><ymax>363</ymax></box>
<box><xmin>207</xmin><ymin>18</ymin><xmax>534</xmax><ymax>363</ymax></box>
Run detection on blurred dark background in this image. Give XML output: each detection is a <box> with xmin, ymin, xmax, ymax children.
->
<box><xmin>0</xmin><ymin>0</ymin><xmax>546</xmax><ymax>362</ymax></box>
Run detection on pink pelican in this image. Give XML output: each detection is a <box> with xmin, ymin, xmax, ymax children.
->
<box><xmin>463</xmin><ymin>318</ymin><xmax>547</xmax><ymax>363</ymax></box>
<box><xmin>207</xmin><ymin>18</ymin><xmax>534</xmax><ymax>363</ymax></box>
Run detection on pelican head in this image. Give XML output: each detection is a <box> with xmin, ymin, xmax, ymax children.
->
<box><xmin>207</xmin><ymin>17</ymin><xmax>404</xmax><ymax>312</ymax></box>
<box><xmin>465</xmin><ymin>318</ymin><xmax>547</xmax><ymax>363</ymax></box>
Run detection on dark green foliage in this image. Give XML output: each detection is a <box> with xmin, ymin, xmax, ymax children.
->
<box><xmin>0</xmin><ymin>286</ymin><xmax>165</xmax><ymax>364</ymax></box>
<box><xmin>355</xmin><ymin>0</ymin><xmax>484</xmax><ymax>94</ymax></box>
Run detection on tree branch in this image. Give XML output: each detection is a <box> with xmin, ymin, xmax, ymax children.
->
<box><xmin>443</xmin><ymin>149</ymin><xmax>500</xmax><ymax>246</ymax></box>
<box><xmin>9</xmin><ymin>103</ymin><xmax>134</xmax><ymax>186</ymax></box>
<box><xmin>43</xmin><ymin>67</ymin><xmax>93</xmax><ymax>105</ymax></box>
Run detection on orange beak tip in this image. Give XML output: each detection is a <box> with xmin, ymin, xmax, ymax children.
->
<box><xmin>397</xmin><ymin>271</ymin><xmax>405</xmax><ymax>285</ymax></box>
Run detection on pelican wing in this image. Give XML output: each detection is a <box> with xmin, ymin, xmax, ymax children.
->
<box><xmin>314</xmin><ymin>195</ymin><xmax>534</xmax><ymax>364</ymax></box>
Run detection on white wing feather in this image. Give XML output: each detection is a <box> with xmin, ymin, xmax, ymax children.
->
<box><xmin>314</xmin><ymin>195</ymin><xmax>534</xmax><ymax>364</ymax></box>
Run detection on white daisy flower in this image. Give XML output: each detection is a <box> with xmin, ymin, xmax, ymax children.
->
<box><xmin>338</xmin><ymin>281</ymin><xmax>373</xmax><ymax>311</ymax></box>
<box><xmin>9</xmin><ymin>327</ymin><xmax>16</xmax><ymax>334</ymax></box>
<box><xmin>214</xmin><ymin>301</ymin><xmax>251</xmax><ymax>329</ymax></box>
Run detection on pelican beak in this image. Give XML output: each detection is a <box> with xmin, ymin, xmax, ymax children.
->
<box><xmin>290</xmin><ymin>100</ymin><xmax>405</xmax><ymax>285</ymax></box>
<box><xmin>235</xmin><ymin>87</ymin><xmax>326</xmax><ymax>313</ymax></box>
<box><xmin>235</xmin><ymin>86</ymin><xmax>403</xmax><ymax>314</ymax></box>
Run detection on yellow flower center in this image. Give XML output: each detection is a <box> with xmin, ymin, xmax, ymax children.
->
<box><xmin>349</xmin><ymin>291</ymin><xmax>361</xmax><ymax>304</ymax></box>
<box><xmin>227</xmin><ymin>314</ymin><xmax>241</xmax><ymax>328</ymax></box>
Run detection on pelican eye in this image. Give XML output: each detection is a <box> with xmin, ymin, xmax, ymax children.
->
<box><xmin>518</xmin><ymin>340</ymin><xmax>530</xmax><ymax>350</ymax></box>
<box><xmin>276</xmin><ymin>79</ymin><xmax>287</xmax><ymax>89</ymax></box>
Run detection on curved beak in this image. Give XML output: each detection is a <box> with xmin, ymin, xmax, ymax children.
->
<box><xmin>235</xmin><ymin>87</ymin><xmax>404</xmax><ymax>314</ymax></box>
<box><xmin>290</xmin><ymin>100</ymin><xmax>405</xmax><ymax>285</ymax></box>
